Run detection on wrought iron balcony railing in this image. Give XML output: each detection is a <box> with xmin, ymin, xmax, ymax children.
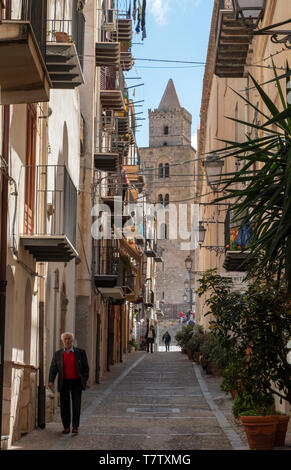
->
<box><xmin>20</xmin><ymin>165</ymin><xmax>78</xmax><ymax>262</ymax></box>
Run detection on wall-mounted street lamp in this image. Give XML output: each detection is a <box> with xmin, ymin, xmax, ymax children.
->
<box><xmin>202</xmin><ymin>153</ymin><xmax>224</xmax><ymax>190</ymax></box>
<box><xmin>198</xmin><ymin>221</ymin><xmax>225</xmax><ymax>254</ymax></box>
<box><xmin>232</xmin><ymin>0</ymin><xmax>291</xmax><ymax>49</ymax></box>
<box><xmin>232</xmin><ymin>0</ymin><xmax>266</xmax><ymax>29</ymax></box>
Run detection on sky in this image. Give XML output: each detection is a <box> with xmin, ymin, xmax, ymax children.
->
<box><xmin>124</xmin><ymin>0</ymin><xmax>214</xmax><ymax>150</ymax></box>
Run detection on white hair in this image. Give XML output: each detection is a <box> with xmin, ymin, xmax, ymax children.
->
<box><xmin>61</xmin><ymin>332</ymin><xmax>75</xmax><ymax>341</ymax></box>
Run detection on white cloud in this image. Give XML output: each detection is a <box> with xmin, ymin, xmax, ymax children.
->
<box><xmin>148</xmin><ymin>0</ymin><xmax>201</xmax><ymax>25</ymax></box>
<box><xmin>148</xmin><ymin>0</ymin><xmax>169</xmax><ymax>25</ymax></box>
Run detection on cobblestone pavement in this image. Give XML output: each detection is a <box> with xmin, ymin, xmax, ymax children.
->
<box><xmin>8</xmin><ymin>351</ymin><xmax>291</xmax><ymax>451</ymax></box>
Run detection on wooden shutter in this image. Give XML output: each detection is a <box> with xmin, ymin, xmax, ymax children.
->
<box><xmin>24</xmin><ymin>105</ymin><xmax>37</xmax><ymax>234</ymax></box>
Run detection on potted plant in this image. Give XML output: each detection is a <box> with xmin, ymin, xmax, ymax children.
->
<box><xmin>233</xmin><ymin>392</ymin><xmax>278</xmax><ymax>450</ymax></box>
<box><xmin>175</xmin><ymin>325</ymin><xmax>195</xmax><ymax>356</ymax></box>
<box><xmin>55</xmin><ymin>31</ymin><xmax>70</xmax><ymax>42</ymax></box>
<box><xmin>185</xmin><ymin>325</ymin><xmax>205</xmax><ymax>363</ymax></box>
<box><xmin>128</xmin><ymin>339</ymin><xmax>137</xmax><ymax>352</ymax></box>
<box><xmin>273</xmin><ymin>411</ymin><xmax>290</xmax><ymax>447</ymax></box>
<box><xmin>197</xmin><ymin>268</ymin><xmax>291</xmax><ymax>446</ymax></box>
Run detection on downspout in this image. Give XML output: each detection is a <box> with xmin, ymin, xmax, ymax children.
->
<box><xmin>0</xmin><ymin>105</ymin><xmax>10</xmax><ymax>450</ymax></box>
<box><xmin>119</xmin><ymin>304</ymin><xmax>123</xmax><ymax>362</ymax></box>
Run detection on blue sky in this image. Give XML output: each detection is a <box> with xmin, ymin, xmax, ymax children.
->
<box><xmin>125</xmin><ymin>0</ymin><xmax>214</xmax><ymax>150</ymax></box>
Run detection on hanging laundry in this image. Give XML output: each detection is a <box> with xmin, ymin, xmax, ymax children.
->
<box><xmin>141</xmin><ymin>0</ymin><xmax>146</xmax><ymax>31</ymax></box>
<box><xmin>128</xmin><ymin>0</ymin><xmax>131</xmax><ymax>18</ymax></box>
<box><xmin>135</xmin><ymin>0</ymin><xmax>141</xmax><ymax>33</ymax></box>
<box><xmin>133</xmin><ymin>0</ymin><xmax>136</xmax><ymax>21</ymax></box>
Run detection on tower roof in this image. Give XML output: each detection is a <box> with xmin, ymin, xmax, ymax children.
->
<box><xmin>158</xmin><ymin>79</ymin><xmax>181</xmax><ymax>111</ymax></box>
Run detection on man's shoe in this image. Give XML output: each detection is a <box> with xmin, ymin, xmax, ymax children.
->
<box><xmin>62</xmin><ymin>428</ymin><xmax>70</xmax><ymax>434</ymax></box>
<box><xmin>72</xmin><ymin>427</ymin><xmax>79</xmax><ymax>434</ymax></box>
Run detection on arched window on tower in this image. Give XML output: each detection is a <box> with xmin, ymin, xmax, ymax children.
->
<box><xmin>164</xmin><ymin>125</ymin><xmax>169</xmax><ymax>135</ymax></box>
<box><xmin>158</xmin><ymin>163</ymin><xmax>164</xmax><ymax>178</ymax></box>
<box><xmin>160</xmin><ymin>223</ymin><xmax>168</xmax><ymax>240</ymax></box>
<box><xmin>165</xmin><ymin>163</ymin><xmax>170</xmax><ymax>178</ymax></box>
<box><xmin>158</xmin><ymin>194</ymin><xmax>164</xmax><ymax>205</ymax></box>
<box><xmin>164</xmin><ymin>194</ymin><xmax>170</xmax><ymax>206</ymax></box>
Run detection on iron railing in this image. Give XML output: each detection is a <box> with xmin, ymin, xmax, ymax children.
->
<box><xmin>4</xmin><ymin>0</ymin><xmax>48</xmax><ymax>59</ymax></box>
<box><xmin>93</xmin><ymin>238</ymin><xmax>120</xmax><ymax>277</ymax></box>
<box><xmin>47</xmin><ymin>0</ymin><xmax>85</xmax><ymax>69</ymax></box>
<box><xmin>23</xmin><ymin>165</ymin><xmax>77</xmax><ymax>248</ymax></box>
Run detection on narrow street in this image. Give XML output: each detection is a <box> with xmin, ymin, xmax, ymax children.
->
<box><xmin>9</xmin><ymin>352</ymin><xmax>248</xmax><ymax>451</ymax></box>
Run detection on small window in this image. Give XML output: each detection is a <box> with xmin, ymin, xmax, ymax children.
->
<box><xmin>164</xmin><ymin>125</ymin><xmax>169</xmax><ymax>135</ymax></box>
<box><xmin>164</xmin><ymin>194</ymin><xmax>169</xmax><ymax>206</ymax></box>
<box><xmin>158</xmin><ymin>163</ymin><xmax>164</xmax><ymax>178</ymax></box>
<box><xmin>165</xmin><ymin>163</ymin><xmax>170</xmax><ymax>178</ymax></box>
<box><xmin>163</xmin><ymin>142</ymin><xmax>168</xmax><ymax>146</ymax></box>
<box><xmin>160</xmin><ymin>223</ymin><xmax>168</xmax><ymax>240</ymax></box>
<box><xmin>158</xmin><ymin>194</ymin><xmax>164</xmax><ymax>205</ymax></box>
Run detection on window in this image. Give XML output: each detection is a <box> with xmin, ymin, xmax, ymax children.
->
<box><xmin>160</xmin><ymin>223</ymin><xmax>168</xmax><ymax>240</ymax></box>
<box><xmin>164</xmin><ymin>125</ymin><xmax>169</xmax><ymax>135</ymax></box>
<box><xmin>158</xmin><ymin>194</ymin><xmax>164</xmax><ymax>205</ymax></box>
<box><xmin>164</xmin><ymin>194</ymin><xmax>170</xmax><ymax>206</ymax></box>
<box><xmin>158</xmin><ymin>163</ymin><xmax>164</xmax><ymax>178</ymax></box>
<box><xmin>165</xmin><ymin>163</ymin><xmax>170</xmax><ymax>178</ymax></box>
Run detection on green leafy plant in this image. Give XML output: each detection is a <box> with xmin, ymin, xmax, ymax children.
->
<box><xmin>213</xmin><ymin>63</ymin><xmax>291</xmax><ymax>293</ymax></box>
<box><xmin>197</xmin><ymin>268</ymin><xmax>291</xmax><ymax>406</ymax></box>
<box><xmin>232</xmin><ymin>392</ymin><xmax>274</xmax><ymax>419</ymax></box>
<box><xmin>175</xmin><ymin>325</ymin><xmax>194</xmax><ymax>350</ymax></box>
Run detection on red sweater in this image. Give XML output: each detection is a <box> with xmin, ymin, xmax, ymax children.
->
<box><xmin>63</xmin><ymin>351</ymin><xmax>80</xmax><ymax>380</ymax></box>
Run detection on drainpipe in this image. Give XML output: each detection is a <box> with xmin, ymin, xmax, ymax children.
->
<box><xmin>119</xmin><ymin>304</ymin><xmax>123</xmax><ymax>362</ymax></box>
<box><xmin>37</xmin><ymin>299</ymin><xmax>45</xmax><ymax>429</ymax></box>
<box><xmin>0</xmin><ymin>105</ymin><xmax>10</xmax><ymax>450</ymax></box>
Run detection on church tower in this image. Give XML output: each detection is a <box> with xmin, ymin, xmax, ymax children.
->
<box><xmin>139</xmin><ymin>79</ymin><xmax>197</xmax><ymax>327</ymax></box>
<box><xmin>149</xmin><ymin>79</ymin><xmax>192</xmax><ymax>147</ymax></box>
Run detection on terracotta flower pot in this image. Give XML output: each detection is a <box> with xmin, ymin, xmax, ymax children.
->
<box><xmin>194</xmin><ymin>352</ymin><xmax>200</xmax><ymax>364</ymax></box>
<box><xmin>240</xmin><ymin>415</ymin><xmax>278</xmax><ymax>450</ymax></box>
<box><xmin>55</xmin><ymin>32</ymin><xmax>69</xmax><ymax>42</ymax></box>
<box><xmin>274</xmin><ymin>415</ymin><xmax>290</xmax><ymax>447</ymax></box>
<box><xmin>186</xmin><ymin>348</ymin><xmax>192</xmax><ymax>360</ymax></box>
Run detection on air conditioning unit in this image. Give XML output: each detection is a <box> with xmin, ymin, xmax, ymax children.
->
<box><xmin>102</xmin><ymin>110</ymin><xmax>115</xmax><ymax>130</ymax></box>
<box><xmin>104</xmin><ymin>9</ymin><xmax>117</xmax><ymax>31</ymax></box>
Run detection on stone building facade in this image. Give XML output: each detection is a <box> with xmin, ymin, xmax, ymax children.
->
<box><xmin>139</xmin><ymin>80</ymin><xmax>197</xmax><ymax>320</ymax></box>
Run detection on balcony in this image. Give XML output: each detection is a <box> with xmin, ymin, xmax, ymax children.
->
<box><xmin>100</xmin><ymin>66</ymin><xmax>126</xmax><ymax>111</ymax></box>
<box><xmin>144</xmin><ymin>239</ymin><xmax>157</xmax><ymax>257</ymax></box>
<box><xmin>214</xmin><ymin>0</ymin><xmax>252</xmax><ymax>78</ymax></box>
<box><xmin>46</xmin><ymin>2</ymin><xmax>85</xmax><ymax>89</ymax></box>
<box><xmin>0</xmin><ymin>0</ymin><xmax>51</xmax><ymax>104</ymax></box>
<box><xmin>153</xmin><ymin>244</ymin><xmax>163</xmax><ymax>263</ymax></box>
<box><xmin>94</xmin><ymin>145</ymin><xmax>119</xmax><ymax>172</ymax></box>
<box><xmin>123</xmin><ymin>165</ymin><xmax>144</xmax><ymax>192</ymax></box>
<box><xmin>112</xmin><ymin>19</ymin><xmax>133</xmax><ymax>43</ymax></box>
<box><xmin>93</xmin><ymin>239</ymin><xmax>120</xmax><ymax>288</ymax></box>
<box><xmin>223</xmin><ymin>211</ymin><xmax>251</xmax><ymax>272</ymax></box>
<box><xmin>20</xmin><ymin>165</ymin><xmax>78</xmax><ymax>262</ymax></box>
<box><xmin>96</xmin><ymin>41</ymin><xmax>120</xmax><ymax>67</ymax></box>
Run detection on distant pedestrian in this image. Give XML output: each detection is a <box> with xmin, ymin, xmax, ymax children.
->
<box><xmin>162</xmin><ymin>331</ymin><xmax>171</xmax><ymax>352</ymax></box>
<box><xmin>145</xmin><ymin>324</ymin><xmax>156</xmax><ymax>353</ymax></box>
<box><xmin>48</xmin><ymin>332</ymin><xmax>89</xmax><ymax>435</ymax></box>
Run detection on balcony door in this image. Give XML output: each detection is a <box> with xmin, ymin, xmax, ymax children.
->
<box><xmin>24</xmin><ymin>104</ymin><xmax>37</xmax><ymax>234</ymax></box>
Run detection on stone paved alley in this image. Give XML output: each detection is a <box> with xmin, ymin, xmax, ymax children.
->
<box><xmin>7</xmin><ymin>351</ymin><xmax>291</xmax><ymax>452</ymax></box>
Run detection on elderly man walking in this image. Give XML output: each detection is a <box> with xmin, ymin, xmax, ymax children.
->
<box><xmin>48</xmin><ymin>332</ymin><xmax>89</xmax><ymax>434</ymax></box>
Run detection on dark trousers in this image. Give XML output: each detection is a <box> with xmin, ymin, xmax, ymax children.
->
<box><xmin>146</xmin><ymin>339</ymin><xmax>154</xmax><ymax>353</ymax></box>
<box><xmin>165</xmin><ymin>342</ymin><xmax>170</xmax><ymax>351</ymax></box>
<box><xmin>60</xmin><ymin>378</ymin><xmax>82</xmax><ymax>429</ymax></box>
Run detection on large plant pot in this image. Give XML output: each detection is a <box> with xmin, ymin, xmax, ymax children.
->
<box><xmin>186</xmin><ymin>348</ymin><xmax>192</xmax><ymax>360</ymax></box>
<box><xmin>240</xmin><ymin>415</ymin><xmax>278</xmax><ymax>450</ymax></box>
<box><xmin>274</xmin><ymin>415</ymin><xmax>290</xmax><ymax>447</ymax></box>
<box><xmin>194</xmin><ymin>352</ymin><xmax>200</xmax><ymax>364</ymax></box>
